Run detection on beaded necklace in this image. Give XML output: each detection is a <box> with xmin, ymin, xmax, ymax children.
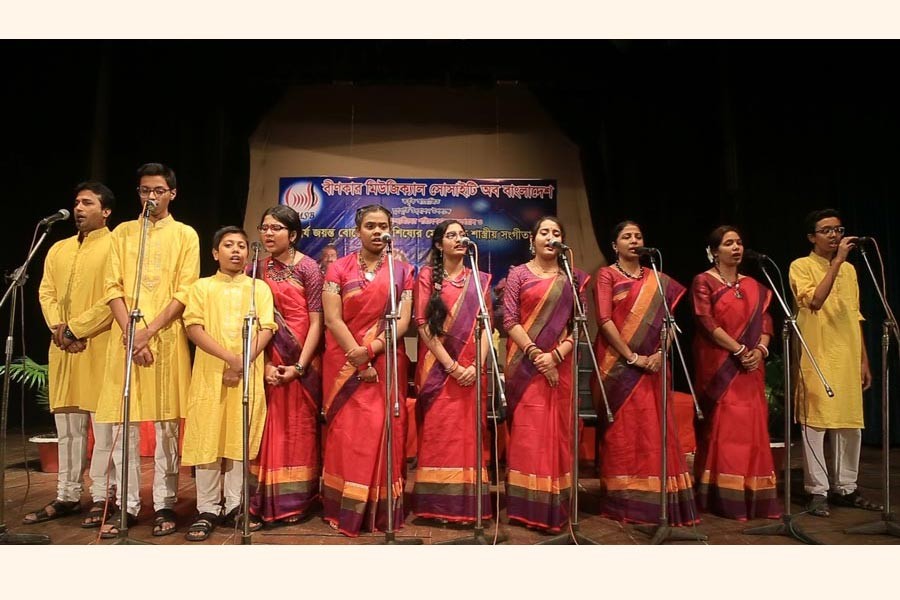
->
<box><xmin>358</xmin><ymin>250</ymin><xmax>385</xmax><ymax>282</ymax></box>
<box><xmin>614</xmin><ymin>260</ymin><xmax>644</xmax><ymax>280</ymax></box>
<box><xmin>714</xmin><ymin>265</ymin><xmax>743</xmax><ymax>299</ymax></box>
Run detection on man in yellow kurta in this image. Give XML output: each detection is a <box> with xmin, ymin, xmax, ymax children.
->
<box><xmin>23</xmin><ymin>182</ymin><xmax>117</xmax><ymax>526</ymax></box>
<box><xmin>181</xmin><ymin>226</ymin><xmax>276</xmax><ymax>541</ymax></box>
<box><xmin>790</xmin><ymin>208</ymin><xmax>880</xmax><ymax>517</ymax></box>
<box><xmin>95</xmin><ymin>163</ymin><xmax>199</xmax><ymax>537</ymax></box>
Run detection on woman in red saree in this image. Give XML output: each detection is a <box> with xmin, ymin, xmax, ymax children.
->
<box><xmin>503</xmin><ymin>216</ymin><xmax>588</xmax><ymax>533</ymax></box>
<box><xmin>321</xmin><ymin>205</ymin><xmax>415</xmax><ymax>537</ymax></box>
<box><xmin>412</xmin><ymin>220</ymin><xmax>492</xmax><ymax>523</ymax></box>
<box><xmin>592</xmin><ymin>220</ymin><xmax>699</xmax><ymax>526</ymax></box>
<box><xmin>249</xmin><ymin>205</ymin><xmax>323</xmax><ymax>526</ymax></box>
<box><xmin>692</xmin><ymin>226</ymin><xmax>781</xmax><ymax>520</ymax></box>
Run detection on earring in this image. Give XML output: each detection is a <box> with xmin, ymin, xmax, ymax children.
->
<box><xmin>529</xmin><ymin>243</ymin><xmax>535</xmax><ymax>256</ymax></box>
<box><xmin>705</xmin><ymin>246</ymin><xmax>714</xmax><ymax>264</ymax></box>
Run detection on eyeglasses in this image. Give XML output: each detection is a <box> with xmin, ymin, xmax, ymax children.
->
<box><xmin>136</xmin><ymin>186</ymin><xmax>171</xmax><ymax>198</ymax></box>
<box><xmin>443</xmin><ymin>231</ymin><xmax>465</xmax><ymax>240</ymax></box>
<box><xmin>815</xmin><ymin>226</ymin><xmax>846</xmax><ymax>236</ymax></box>
<box><xmin>257</xmin><ymin>224</ymin><xmax>288</xmax><ymax>233</ymax></box>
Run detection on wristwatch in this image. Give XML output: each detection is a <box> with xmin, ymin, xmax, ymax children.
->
<box><xmin>293</xmin><ymin>362</ymin><xmax>305</xmax><ymax>376</ymax></box>
<box><xmin>63</xmin><ymin>327</ymin><xmax>77</xmax><ymax>341</ymax></box>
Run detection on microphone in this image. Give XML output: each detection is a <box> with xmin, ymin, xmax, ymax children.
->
<box><xmin>743</xmin><ymin>248</ymin><xmax>769</xmax><ymax>262</ymax></box>
<box><xmin>379</xmin><ymin>232</ymin><xmax>392</xmax><ymax>243</ymax></box>
<box><xmin>458</xmin><ymin>236</ymin><xmax>474</xmax><ymax>247</ymax></box>
<box><xmin>39</xmin><ymin>209</ymin><xmax>70</xmax><ymax>226</ymax></box>
<box><xmin>853</xmin><ymin>236</ymin><xmax>875</xmax><ymax>244</ymax></box>
<box><xmin>143</xmin><ymin>199</ymin><xmax>158</xmax><ymax>214</ymax></box>
<box><xmin>250</xmin><ymin>241</ymin><xmax>263</xmax><ymax>255</ymax></box>
<box><xmin>633</xmin><ymin>246</ymin><xmax>659</xmax><ymax>256</ymax></box>
<box><xmin>550</xmin><ymin>240</ymin><xmax>570</xmax><ymax>251</ymax></box>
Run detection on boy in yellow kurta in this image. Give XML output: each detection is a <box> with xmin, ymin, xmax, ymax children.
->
<box><xmin>181</xmin><ymin>227</ymin><xmax>276</xmax><ymax>541</ymax></box>
<box><xmin>95</xmin><ymin>163</ymin><xmax>200</xmax><ymax>537</ymax></box>
<box><xmin>23</xmin><ymin>182</ymin><xmax>117</xmax><ymax>527</ymax></box>
<box><xmin>789</xmin><ymin>208</ymin><xmax>880</xmax><ymax>517</ymax></box>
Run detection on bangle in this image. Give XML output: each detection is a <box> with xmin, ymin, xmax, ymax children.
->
<box><xmin>357</xmin><ymin>362</ymin><xmax>371</xmax><ymax>372</ymax></box>
<box><xmin>293</xmin><ymin>363</ymin><xmax>305</xmax><ymax>376</ymax></box>
<box><xmin>524</xmin><ymin>343</ymin><xmax>537</xmax><ymax>357</ymax></box>
<box><xmin>444</xmin><ymin>360</ymin><xmax>458</xmax><ymax>374</ymax></box>
<box><xmin>733</xmin><ymin>344</ymin><xmax>747</xmax><ymax>356</ymax></box>
<box><xmin>757</xmin><ymin>344</ymin><xmax>769</xmax><ymax>358</ymax></box>
<box><xmin>626</xmin><ymin>353</ymin><xmax>639</xmax><ymax>365</ymax></box>
<box><xmin>366</xmin><ymin>343</ymin><xmax>375</xmax><ymax>360</ymax></box>
<box><xmin>560</xmin><ymin>338</ymin><xmax>574</xmax><ymax>351</ymax></box>
<box><xmin>553</xmin><ymin>349</ymin><xmax>564</xmax><ymax>364</ymax></box>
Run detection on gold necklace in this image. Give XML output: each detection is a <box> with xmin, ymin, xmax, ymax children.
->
<box><xmin>530</xmin><ymin>260</ymin><xmax>558</xmax><ymax>275</ymax></box>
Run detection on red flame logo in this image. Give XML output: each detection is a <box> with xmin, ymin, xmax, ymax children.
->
<box><xmin>283</xmin><ymin>182</ymin><xmax>320</xmax><ymax>215</ymax></box>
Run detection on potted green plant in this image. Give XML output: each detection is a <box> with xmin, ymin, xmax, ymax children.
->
<box><xmin>0</xmin><ymin>356</ymin><xmax>58</xmax><ymax>472</ymax></box>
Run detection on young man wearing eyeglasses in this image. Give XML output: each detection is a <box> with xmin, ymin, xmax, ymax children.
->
<box><xmin>94</xmin><ymin>162</ymin><xmax>200</xmax><ymax>538</ymax></box>
<box><xmin>789</xmin><ymin>208</ymin><xmax>879</xmax><ymax>518</ymax></box>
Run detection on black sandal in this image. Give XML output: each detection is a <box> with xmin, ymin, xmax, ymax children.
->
<box><xmin>185</xmin><ymin>512</ymin><xmax>219</xmax><ymax>542</ymax></box>
<box><xmin>223</xmin><ymin>507</ymin><xmax>263</xmax><ymax>532</ymax></box>
<box><xmin>152</xmin><ymin>508</ymin><xmax>178</xmax><ymax>537</ymax></box>
<box><xmin>829</xmin><ymin>490</ymin><xmax>884</xmax><ymax>512</ymax></box>
<box><xmin>81</xmin><ymin>500</ymin><xmax>112</xmax><ymax>529</ymax></box>
<box><xmin>22</xmin><ymin>499</ymin><xmax>80</xmax><ymax>525</ymax></box>
<box><xmin>99</xmin><ymin>512</ymin><xmax>138</xmax><ymax>539</ymax></box>
<box><xmin>807</xmin><ymin>494</ymin><xmax>830</xmax><ymax>517</ymax></box>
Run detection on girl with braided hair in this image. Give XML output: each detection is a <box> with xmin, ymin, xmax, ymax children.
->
<box><xmin>411</xmin><ymin>220</ymin><xmax>493</xmax><ymax>523</ymax></box>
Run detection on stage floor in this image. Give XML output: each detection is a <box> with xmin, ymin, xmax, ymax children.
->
<box><xmin>4</xmin><ymin>434</ymin><xmax>899</xmax><ymax>545</ymax></box>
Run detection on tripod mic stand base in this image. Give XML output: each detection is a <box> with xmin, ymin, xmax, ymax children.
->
<box><xmin>437</xmin><ymin>525</ymin><xmax>508</xmax><ymax>545</ymax></box>
<box><xmin>743</xmin><ymin>514</ymin><xmax>820</xmax><ymax>544</ymax></box>
<box><xmin>536</xmin><ymin>522</ymin><xmax>600</xmax><ymax>545</ymax></box>
<box><xmin>376</xmin><ymin>531</ymin><xmax>424</xmax><ymax>545</ymax></box>
<box><xmin>0</xmin><ymin>528</ymin><xmax>51</xmax><ymax>545</ymax></box>
<box><xmin>111</xmin><ymin>537</ymin><xmax>153</xmax><ymax>545</ymax></box>
<box><xmin>845</xmin><ymin>512</ymin><xmax>900</xmax><ymax>537</ymax></box>
<box><xmin>634</xmin><ymin>523</ymin><xmax>707</xmax><ymax>545</ymax></box>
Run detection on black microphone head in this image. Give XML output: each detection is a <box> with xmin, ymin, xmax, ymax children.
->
<box><xmin>59</xmin><ymin>209</ymin><xmax>71</xmax><ymax>220</ymax></box>
<box><xmin>633</xmin><ymin>246</ymin><xmax>657</xmax><ymax>256</ymax></box>
<box><xmin>743</xmin><ymin>248</ymin><xmax>768</xmax><ymax>261</ymax></box>
<box><xmin>854</xmin><ymin>236</ymin><xmax>874</xmax><ymax>244</ymax></box>
<box><xmin>458</xmin><ymin>236</ymin><xmax>473</xmax><ymax>246</ymax></box>
<box><xmin>379</xmin><ymin>232</ymin><xmax>392</xmax><ymax>243</ymax></box>
<box><xmin>250</xmin><ymin>241</ymin><xmax>264</xmax><ymax>252</ymax></box>
<box><xmin>550</xmin><ymin>240</ymin><xmax>570</xmax><ymax>251</ymax></box>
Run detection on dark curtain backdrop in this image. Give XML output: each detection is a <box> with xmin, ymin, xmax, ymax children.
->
<box><xmin>1</xmin><ymin>40</ymin><xmax>897</xmax><ymax>443</ymax></box>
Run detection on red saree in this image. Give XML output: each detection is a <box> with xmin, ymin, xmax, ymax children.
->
<box><xmin>502</xmin><ymin>264</ymin><xmax>588</xmax><ymax>532</ymax></box>
<box><xmin>592</xmin><ymin>266</ymin><xmax>699</xmax><ymax>526</ymax></box>
<box><xmin>411</xmin><ymin>265</ymin><xmax>493</xmax><ymax>522</ymax></box>
<box><xmin>691</xmin><ymin>272</ymin><xmax>781</xmax><ymax>520</ymax></box>
<box><xmin>321</xmin><ymin>252</ymin><xmax>414</xmax><ymax>536</ymax></box>
<box><xmin>249</xmin><ymin>256</ymin><xmax>323</xmax><ymax>522</ymax></box>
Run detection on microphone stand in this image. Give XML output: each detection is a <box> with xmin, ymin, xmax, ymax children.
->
<box><xmin>0</xmin><ymin>222</ymin><xmax>56</xmax><ymax>545</ymax></box>
<box><xmin>112</xmin><ymin>200</ymin><xmax>157</xmax><ymax>545</ymax></box>
<box><xmin>438</xmin><ymin>241</ymin><xmax>508</xmax><ymax>545</ymax></box>
<box><xmin>377</xmin><ymin>237</ymin><xmax>422</xmax><ymax>545</ymax></box>
<box><xmin>539</xmin><ymin>246</ymin><xmax>602</xmax><ymax>545</ymax></box>
<box><xmin>634</xmin><ymin>250</ymin><xmax>707</xmax><ymax>544</ymax></box>
<box><xmin>844</xmin><ymin>240</ymin><xmax>900</xmax><ymax>538</ymax></box>
<box><xmin>744</xmin><ymin>254</ymin><xmax>831</xmax><ymax>544</ymax></box>
<box><xmin>240</xmin><ymin>243</ymin><xmax>262</xmax><ymax>544</ymax></box>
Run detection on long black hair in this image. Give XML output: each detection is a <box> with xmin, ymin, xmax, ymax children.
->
<box><xmin>425</xmin><ymin>219</ymin><xmax>463</xmax><ymax>338</ymax></box>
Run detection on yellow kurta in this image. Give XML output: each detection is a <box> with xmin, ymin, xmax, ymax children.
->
<box><xmin>38</xmin><ymin>228</ymin><xmax>114</xmax><ymax>412</ymax></box>
<box><xmin>790</xmin><ymin>252</ymin><xmax>865</xmax><ymax>428</ymax></box>
<box><xmin>181</xmin><ymin>272</ymin><xmax>277</xmax><ymax>465</ymax></box>
<box><xmin>95</xmin><ymin>215</ymin><xmax>200</xmax><ymax>423</ymax></box>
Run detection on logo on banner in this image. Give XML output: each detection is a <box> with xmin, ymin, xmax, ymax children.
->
<box><xmin>281</xmin><ymin>181</ymin><xmax>322</xmax><ymax>221</ymax></box>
